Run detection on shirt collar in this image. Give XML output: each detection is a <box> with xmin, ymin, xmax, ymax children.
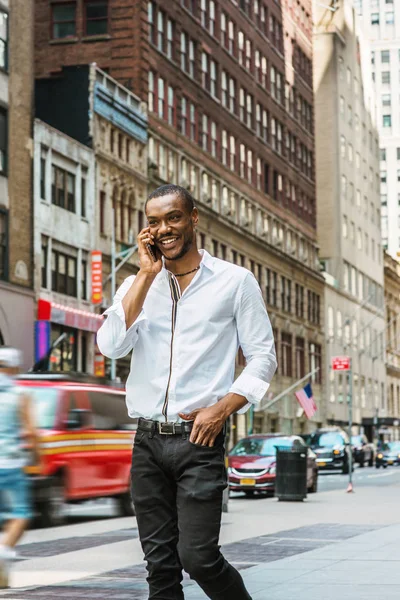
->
<box><xmin>161</xmin><ymin>248</ymin><xmax>216</xmax><ymax>277</ymax></box>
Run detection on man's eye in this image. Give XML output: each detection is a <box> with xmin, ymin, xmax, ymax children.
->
<box><xmin>170</xmin><ymin>216</ymin><xmax>180</xmax><ymax>221</ymax></box>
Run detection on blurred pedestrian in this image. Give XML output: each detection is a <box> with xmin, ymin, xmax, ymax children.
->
<box><xmin>0</xmin><ymin>348</ymin><xmax>39</xmax><ymax>588</ymax></box>
<box><xmin>98</xmin><ymin>184</ymin><xmax>277</xmax><ymax>600</ymax></box>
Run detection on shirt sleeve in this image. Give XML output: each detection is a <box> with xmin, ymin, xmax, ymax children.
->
<box><xmin>229</xmin><ymin>272</ymin><xmax>277</xmax><ymax>413</ymax></box>
<box><xmin>96</xmin><ymin>276</ymin><xmax>148</xmax><ymax>359</ymax></box>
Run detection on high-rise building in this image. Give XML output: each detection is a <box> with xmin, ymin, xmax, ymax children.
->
<box><xmin>0</xmin><ymin>0</ymin><xmax>35</xmax><ymax>369</ymax></box>
<box><xmin>314</xmin><ymin>0</ymin><xmax>385</xmax><ymax>439</ymax></box>
<box><xmin>354</xmin><ymin>0</ymin><xmax>400</xmax><ymax>258</ymax></box>
<box><xmin>34</xmin><ymin>0</ymin><xmax>325</xmax><ymax>437</ymax></box>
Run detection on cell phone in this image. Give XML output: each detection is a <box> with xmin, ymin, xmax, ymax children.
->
<box><xmin>146</xmin><ymin>243</ymin><xmax>158</xmax><ymax>262</ymax></box>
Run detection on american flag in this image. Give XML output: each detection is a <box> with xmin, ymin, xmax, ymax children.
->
<box><xmin>295</xmin><ymin>383</ymin><xmax>317</xmax><ymax>419</ymax></box>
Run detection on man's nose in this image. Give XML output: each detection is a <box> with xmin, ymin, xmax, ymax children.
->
<box><xmin>158</xmin><ymin>222</ymin><xmax>172</xmax><ymax>236</ymax></box>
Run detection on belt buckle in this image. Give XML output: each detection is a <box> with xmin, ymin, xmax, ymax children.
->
<box><xmin>158</xmin><ymin>422</ymin><xmax>176</xmax><ymax>435</ymax></box>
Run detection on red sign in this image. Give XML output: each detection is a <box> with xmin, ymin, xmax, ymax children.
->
<box><xmin>331</xmin><ymin>356</ymin><xmax>351</xmax><ymax>371</ymax></box>
<box><xmin>91</xmin><ymin>251</ymin><xmax>103</xmax><ymax>305</ymax></box>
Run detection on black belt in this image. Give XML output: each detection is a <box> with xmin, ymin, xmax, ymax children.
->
<box><xmin>138</xmin><ymin>417</ymin><xmax>194</xmax><ymax>435</ymax></box>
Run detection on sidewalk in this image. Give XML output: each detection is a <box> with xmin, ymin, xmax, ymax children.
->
<box><xmin>1</xmin><ymin>484</ymin><xmax>399</xmax><ymax>599</ymax></box>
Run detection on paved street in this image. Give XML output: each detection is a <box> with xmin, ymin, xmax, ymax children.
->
<box><xmin>1</xmin><ymin>471</ymin><xmax>400</xmax><ymax>599</ymax></box>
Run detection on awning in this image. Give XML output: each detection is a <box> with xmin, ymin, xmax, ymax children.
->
<box><xmin>37</xmin><ymin>299</ymin><xmax>103</xmax><ymax>333</ymax></box>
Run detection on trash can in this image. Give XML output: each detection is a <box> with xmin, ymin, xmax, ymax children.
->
<box><xmin>275</xmin><ymin>443</ymin><xmax>308</xmax><ymax>501</ymax></box>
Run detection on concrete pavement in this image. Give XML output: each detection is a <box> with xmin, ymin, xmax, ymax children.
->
<box><xmin>1</xmin><ymin>481</ymin><xmax>400</xmax><ymax>598</ymax></box>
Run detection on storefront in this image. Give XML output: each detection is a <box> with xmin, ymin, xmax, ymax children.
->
<box><xmin>0</xmin><ymin>281</ymin><xmax>35</xmax><ymax>370</ymax></box>
<box><xmin>36</xmin><ymin>299</ymin><xmax>103</xmax><ymax>374</ymax></box>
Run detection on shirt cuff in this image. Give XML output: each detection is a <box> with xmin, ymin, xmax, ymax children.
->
<box><xmin>229</xmin><ymin>372</ymin><xmax>270</xmax><ymax>411</ymax></box>
<box><xmin>103</xmin><ymin>301</ymin><xmax>147</xmax><ymax>348</ymax></box>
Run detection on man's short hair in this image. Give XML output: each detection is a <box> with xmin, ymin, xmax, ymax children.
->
<box><xmin>146</xmin><ymin>184</ymin><xmax>195</xmax><ymax>214</ymax></box>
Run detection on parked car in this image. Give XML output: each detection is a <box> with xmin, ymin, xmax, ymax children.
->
<box><xmin>376</xmin><ymin>441</ymin><xmax>400</xmax><ymax>468</ymax></box>
<box><xmin>228</xmin><ymin>433</ymin><xmax>318</xmax><ymax>496</ymax></box>
<box><xmin>308</xmin><ymin>427</ymin><xmax>352</xmax><ymax>474</ymax></box>
<box><xmin>351</xmin><ymin>435</ymin><xmax>375</xmax><ymax>467</ymax></box>
<box><xmin>17</xmin><ymin>373</ymin><xmax>138</xmax><ymax>527</ymax></box>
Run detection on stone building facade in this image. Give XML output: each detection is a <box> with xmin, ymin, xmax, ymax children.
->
<box><xmin>34</xmin><ymin>0</ymin><xmax>325</xmax><ymax>435</ymax></box>
<box><xmin>382</xmin><ymin>252</ymin><xmax>400</xmax><ymax>441</ymax></box>
<box><xmin>0</xmin><ymin>0</ymin><xmax>35</xmax><ymax>369</ymax></box>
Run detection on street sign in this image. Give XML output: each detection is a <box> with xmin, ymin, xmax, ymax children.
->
<box><xmin>91</xmin><ymin>251</ymin><xmax>103</xmax><ymax>305</ymax></box>
<box><xmin>331</xmin><ymin>356</ymin><xmax>351</xmax><ymax>371</ymax></box>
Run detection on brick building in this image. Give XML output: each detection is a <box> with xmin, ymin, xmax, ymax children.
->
<box><xmin>0</xmin><ymin>0</ymin><xmax>35</xmax><ymax>369</ymax></box>
<box><xmin>34</xmin><ymin>0</ymin><xmax>325</xmax><ymax>436</ymax></box>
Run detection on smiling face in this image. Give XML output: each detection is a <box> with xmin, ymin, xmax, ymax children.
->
<box><xmin>146</xmin><ymin>193</ymin><xmax>199</xmax><ymax>261</ymax></box>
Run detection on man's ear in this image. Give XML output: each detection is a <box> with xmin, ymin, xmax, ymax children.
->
<box><xmin>192</xmin><ymin>207</ymin><xmax>199</xmax><ymax>228</ymax></box>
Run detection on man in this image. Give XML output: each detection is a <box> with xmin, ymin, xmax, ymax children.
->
<box><xmin>97</xmin><ymin>184</ymin><xmax>277</xmax><ymax>600</ymax></box>
<box><xmin>0</xmin><ymin>347</ymin><xmax>39</xmax><ymax>588</ymax></box>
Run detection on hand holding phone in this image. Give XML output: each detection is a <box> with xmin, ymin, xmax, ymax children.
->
<box><xmin>138</xmin><ymin>227</ymin><xmax>162</xmax><ymax>275</ymax></box>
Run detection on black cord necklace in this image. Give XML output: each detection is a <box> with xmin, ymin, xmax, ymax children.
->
<box><xmin>174</xmin><ymin>266</ymin><xmax>201</xmax><ymax>277</ymax></box>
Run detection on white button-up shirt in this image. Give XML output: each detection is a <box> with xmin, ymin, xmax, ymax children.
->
<box><xmin>97</xmin><ymin>250</ymin><xmax>277</xmax><ymax>422</ymax></box>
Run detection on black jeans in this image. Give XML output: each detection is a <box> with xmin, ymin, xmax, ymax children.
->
<box><xmin>130</xmin><ymin>426</ymin><xmax>252</xmax><ymax>600</ymax></box>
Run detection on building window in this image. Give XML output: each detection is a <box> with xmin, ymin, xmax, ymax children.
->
<box><xmin>40</xmin><ymin>156</ymin><xmax>46</xmax><ymax>199</ymax></box>
<box><xmin>51</xmin><ymin>165</ymin><xmax>76</xmax><ymax>212</ymax></box>
<box><xmin>381</xmin><ymin>49</ymin><xmax>390</xmax><ymax>62</ymax></box>
<box><xmin>81</xmin><ymin>172</ymin><xmax>87</xmax><ymax>218</ymax></box>
<box><xmin>100</xmin><ymin>191</ymin><xmax>106</xmax><ymax>234</ymax></box>
<box><xmin>52</xmin><ymin>3</ymin><xmax>76</xmax><ymax>39</ymax></box>
<box><xmin>85</xmin><ymin>1</ymin><xmax>108</xmax><ymax>36</ymax></box>
<box><xmin>189</xmin><ymin>102</ymin><xmax>196</xmax><ymax>141</ymax></box>
<box><xmin>382</xmin><ymin>71</ymin><xmax>390</xmax><ymax>84</ymax></box>
<box><xmin>41</xmin><ymin>241</ymin><xmax>47</xmax><ymax>289</ymax></box>
<box><xmin>0</xmin><ymin>209</ymin><xmax>7</xmax><ymax>281</ymax></box>
<box><xmin>157</xmin><ymin>76</ymin><xmax>165</xmax><ymax>118</ymax></box>
<box><xmin>371</xmin><ymin>13</ymin><xmax>379</xmax><ymax>25</ymax></box>
<box><xmin>211</xmin><ymin>121</ymin><xmax>217</xmax><ymax>157</ymax></box>
<box><xmin>51</xmin><ymin>250</ymin><xmax>77</xmax><ymax>297</ymax></box>
<box><xmin>157</xmin><ymin>10</ymin><xmax>165</xmax><ymax>52</ymax></box>
<box><xmin>0</xmin><ymin>10</ymin><xmax>8</xmax><ymax>71</ymax></box>
<box><xmin>309</xmin><ymin>343</ymin><xmax>322</xmax><ymax>384</ymax></box>
<box><xmin>383</xmin><ymin>115</ymin><xmax>392</xmax><ymax>127</ymax></box>
<box><xmin>295</xmin><ymin>283</ymin><xmax>304</xmax><ymax>319</ymax></box>
<box><xmin>386</xmin><ymin>12</ymin><xmax>394</xmax><ymax>24</ymax></box>
<box><xmin>202</xmin><ymin>114</ymin><xmax>209</xmax><ymax>151</ymax></box>
<box><xmin>295</xmin><ymin>337</ymin><xmax>305</xmax><ymax>379</ymax></box>
<box><xmin>281</xmin><ymin>332</ymin><xmax>293</xmax><ymax>377</ymax></box>
<box><xmin>81</xmin><ymin>260</ymin><xmax>87</xmax><ymax>300</ymax></box>
<box><xmin>167</xmin><ymin>19</ymin><xmax>174</xmax><ymax>59</ymax></box>
<box><xmin>167</xmin><ymin>86</ymin><xmax>175</xmax><ymax>126</ymax></box>
<box><xmin>148</xmin><ymin>1</ymin><xmax>155</xmax><ymax>43</ymax></box>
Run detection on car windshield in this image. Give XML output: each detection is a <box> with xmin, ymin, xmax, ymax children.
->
<box><xmin>383</xmin><ymin>442</ymin><xmax>400</xmax><ymax>452</ymax></box>
<box><xmin>310</xmin><ymin>432</ymin><xmax>343</xmax><ymax>449</ymax></box>
<box><xmin>26</xmin><ymin>388</ymin><xmax>58</xmax><ymax>429</ymax></box>
<box><xmin>230</xmin><ymin>437</ymin><xmax>295</xmax><ymax>457</ymax></box>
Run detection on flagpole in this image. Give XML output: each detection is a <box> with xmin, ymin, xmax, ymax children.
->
<box><xmin>260</xmin><ymin>367</ymin><xmax>320</xmax><ymax>412</ymax></box>
<box><xmin>347</xmin><ymin>358</ymin><xmax>354</xmax><ymax>492</ymax></box>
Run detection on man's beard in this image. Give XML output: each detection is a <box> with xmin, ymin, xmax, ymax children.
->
<box><xmin>162</xmin><ymin>234</ymin><xmax>193</xmax><ymax>261</ymax></box>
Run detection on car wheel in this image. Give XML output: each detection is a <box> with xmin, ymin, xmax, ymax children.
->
<box><xmin>383</xmin><ymin>464</ymin><xmax>388</xmax><ymax>469</ymax></box>
<box><xmin>368</xmin><ymin>454</ymin><xmax>374</xmax><ymax>467</ymax></box>
<box><xmin>244</xmin><ymin>490</ymin><xmax>255</xmax><ymax>498</ymax></box>
<box><xmin>118</xmin><ymin>489</ymin><xmax>135</xmax><ymax>517</ymax></box>
<box><xmin>39</xmin><ymin>476</ymin><xmax>66</xmax><ymax>528</ymax></box>
<box><xmin>376</xmin><ymin>464</ymin><xmax>380</xmax><ymax>469</ymax></box>
<box><xmin>308</xmin><ymin>472</ymin><xmax>318</xmax><ymax>494</ymax></box>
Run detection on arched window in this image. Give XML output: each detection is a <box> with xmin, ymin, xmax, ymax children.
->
<box><xmin>112</xmin><ymin>186</ymin><xmax>119</xmax><ymax>241</ymax></box>
<box><xmin>128</xmin><ymin>193</ymin><xmax>135</xmax><ymax>240</ymax></box>
<box><xmin>120</xmin><ymin>189</ymin><xmax>127</xmax><ymax>242</ymax></box>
